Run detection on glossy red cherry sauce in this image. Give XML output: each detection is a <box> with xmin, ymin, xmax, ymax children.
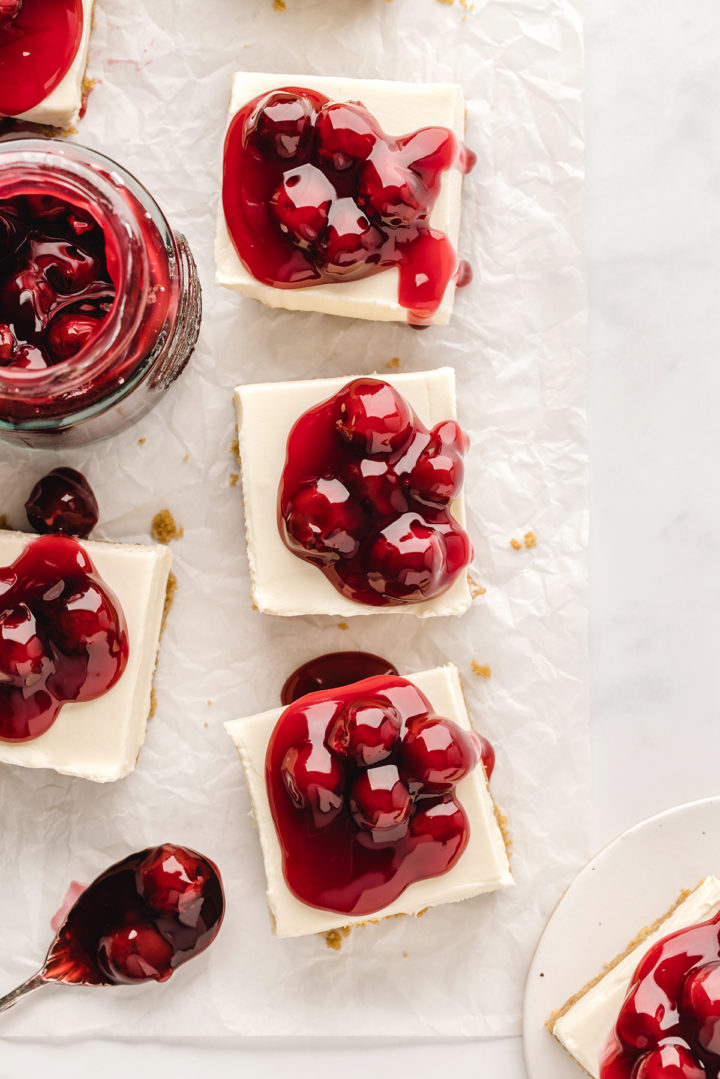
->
<box><xmin>278</xmin><ymin>377</ymin><xmax>473</xmax><ymax>606</ymax></box>
<box><xmin>222</xmin><ymin>88</ymin><xmax>475</xmax><ymax>324</ymax></box>
<box><xmin>600</xmin><ymin>908</ymin><xmax>720</xmax><ymax>1078</ymax></box>
<box><xmin>281</xmin><ymin>650</ymin><xmax>399</xmax><ymax>705</ymax></box>
<box><xmin>44</xmin><ymin>844</ymin><xmax>225</xmax><ymax>986</ymax></box>
<box><xmin>25</xmin><ymin>467</ymin><xmax>99</xmax><ymax>537</ymax></box>
<box><xmin>0</xmin><ymin>534</ymin><xmax>128</xmax><ymax>742</ymax></box>
<box><xmin>266</xmin><ymin>674</ymin><xmax>493</xmax><ymax>916</ymax></box>
<box><xmin>0</xmin><ymin>0</ymin><xmax>83</xmax><ymax>117</ymax></box>
<box><xmin>0</xmin><ymin>193</ymin><xmax>115</xmax><ymax>371</ymax></box>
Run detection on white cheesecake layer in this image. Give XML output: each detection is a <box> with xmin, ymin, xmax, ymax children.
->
<box><xmin>234</xmin><ymin>367</ymin><xmax>473</xmax><ymax>618</ymax></box>
<box><xmin>553</xmin><ymin>876</ymin><xmax>720</xmax><ymax>1078</ymax></box>
<box><xmin>0</xmin><ymin>530</ymin><xmax>172</xmax><ymax>783</ymax></box>
<box><xmin>215</xmin><ymin>72</ymin><xmax>466</xmax><ymax>325</ymax></box>
<box><xmin>225</xmin><ymin>663</ymin><xmax>513</xmax><ymax>938</ymax></box>
<box><xmin>8</xmin><ymin>0</ymin><xmax>94</xmax><ymax>128</ymax></box>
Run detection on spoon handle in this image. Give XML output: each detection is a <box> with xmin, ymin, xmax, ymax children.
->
<box><xmin>0</xmin><ymin>972</ymin><xmax>47</xmax><ymax>1014</ymax></box>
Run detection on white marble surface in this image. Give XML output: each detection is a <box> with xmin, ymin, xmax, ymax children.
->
<box><xmin>3</xmin><ymin>0</ymin><xmax>719</xmax><ymax>1073</ymax></box>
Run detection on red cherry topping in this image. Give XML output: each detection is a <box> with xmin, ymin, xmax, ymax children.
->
<box><xmin>281</xmin><ymin>742</ymin><xmax>345</xmax><ymax>829</ymax></box>
<box><xmin>98</xmin><ymin>923</ymin><xmax>174</xmax><ymax>984</ymax></box>
<box><xmin>223</xmin><ymin>87</ymin><xmax>475</xmax><ymax>324</ymax></box>
<box><xmin>327</xmin><ymin>697</ymin><xmax>402</xmax><ymax>766</ymax></box>
<box><xmin>682</xmin><ymin>963</ymin><xmax>720</xmax><ymax>1055</ymax></box>
<box><xmin>0</xmin><ymin>0</ymin><xmax>83</xmax><ymax>117</ymax></box>
<box><xmin>281</xmin><ymin>651</ymin><xmax>399</xmax><ymax>705</ymax></box>
<box><xmin>278</xmin><ymin>377</ymin><xmax>472</xmax><ymax>606</ymax></box>
<box><xmin>0</xmin><ymin>0</ymin><xmax>22</xmax><ymax>30</ymax></box>
<box><xmin>25</xmin><ymin>467</ymin><xmax>99</xmax><ymax>538</ymax></box>
<box><xmin>0</xmin><ymin>194</ymin><xmax>114</xmax><ymax>371</ymax></box>
<box><xmin>350</xmin><ymin>764</ymin><xmax>412</xmax><ymax>834</ymax></box>
<box><xmin>401</xmin><ymin>715</ymin><xmax>479</xmax><ymax>793</ymax></box>
<box><xmin>0</xmin><ymin>535</ymin><xmax>128</xmax><ymax>742</ymax></box>
<box><xmin>632</xmin><ymin>1045</ymin><xmax>706</xmax><ymax>1079</ymax></box>
<box><xmin>266</xmin><ymin>675</ymin><xmax>494</xmax><ymax>916</ymax></box>
<box><xmin>136</xmin><ymin>844</ymin><xmax>211</xmax><ymax>924</ymax></box>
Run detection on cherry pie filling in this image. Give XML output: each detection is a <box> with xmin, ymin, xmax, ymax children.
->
<box><xmin>601</xmin><ymin>910</ymin><xmax>720</xmax><ymax>1078</ymax></box>
<box><xmin>0</xmin><ymin>0</ymin><xmax>84</xmax><ymax>118</ymax></box>
<box><xmin>44</xmin><ymin>844</ymin><xmax>225</xmax><ymax>986</ymax></box>
<box><xmin>266</xmin><ymin>674</ymin><xmax>495</xmax><ymax>916</ymax></box>
<box><xmin>278</xmin><ymin>377</ymin><xmax>473</xmax><ymax>606</ymax></box>
<box><xmin>222</xmin><ymin>87</ymin><xmax>475</xmax><ymax>324</ymax></box>
<box><xmin>0</xmin><ymin>193</ymin><xmax>116</xmax><ymax>371</ymax></box>
<box><xmin>0</xmin><ymin>534</ymin><xmax>128</xmax><ymax>742</ymax></box>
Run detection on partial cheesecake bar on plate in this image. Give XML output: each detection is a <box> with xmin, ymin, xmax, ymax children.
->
<box><xmin>0</xmin><ymin>530</ymin><xmax>172</xmax><ymax>783</ymax></box>
<box><xmin>0</xmin><ymin>0</ymin><xmax>95</xmax><ymax>129</ymax></box>
<box><xmin>216</xmin><ymin>72</ymin><xmax>470</xmax><ymax>325</ymax></box>
<box><xmin>234</xmin><ymin>367</ymin><xmax>474</xmax><ymax>619</ymax></box>
<box><xmin>548</xmin><ymin>876</ymin><xmax>720</xmax><ymax>1078</ymax></box>
<box><xmin>225</xmin><ymin>663</ymin><xmax>513</xmax><ymax>939</ymax></box>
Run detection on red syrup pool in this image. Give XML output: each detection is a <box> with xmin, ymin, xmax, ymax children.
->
<box><xmin>222</xmin><ymin>87</ymin><xmax>475</xmax><ymax>325</ymax></box>
<box><xmin>0</xmin><ymin>533</ymin><xmax>128</xmax><ymax>742</ymax></box>
<box><xmin>266</xmin><ymin>674</ymin><xmax>492</xmax><ymax>916</ymax></box>
<box><xmin>25</xmin><ymin>467</ymin><xmax>99</xmax><ymax>537</ymax></box>
<box><xmin>42</xmin><ymin>845</ymin><xmax>224</xmax><ymax>987</ymax></box>
<box><xmin>281</xmin><ymin>650</ymin><xmax>399</xmax><ymax>705</ymax></box>
<box><xmin>278</xmin><ymin>377</ymin><xmax>473</xmax><ymax>607</ymax></box>
<box><xmin>0</xmin><ymin>193</ymin><xmax>115</xmax><ymax>372</ymax></box>
<box><xmin>600</xmin><ymin>909</ymin><xmax>720</xmax><ymax>1078</ymax></box>
<box><xmin>0</xmin><ymin>0</ymin><xmax>83</xmax><ymax>117</ymax></box>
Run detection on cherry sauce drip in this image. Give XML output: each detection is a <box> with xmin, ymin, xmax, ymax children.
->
<box><xmin>0</xmin><ymin>534</ymin><xmax>128</xmax><ymax>742</ymax></box>
<box><xmin>25</xmin><ymin>467</ymin><xmax>99</xmax><ymax>538</ymax></box>
<box><xmin>281</xmin><ymin>651</ymin><xmax>399</xmax><ymax>705</ymax></box>
<box><xmin>0</xmin><ymin>193</ymin><xmax>116</xmax><ymax>371</ymax></box>
<box><xmin>222</xmin><ymin>87</ymin><xmax>475</xmax><ymax>324</ymax></box>
<box><xmin>0</xmin><ymin>0</ymin><xmax>83</xmax><ymax>117</ymax></box>
<box><xmin>266</xmin><ymin>674</ymin><xmax>489</xmax><ymax>916</ymax></box>
<box><xmin>278</xmin><ymin>377</ymin><xmax>473</xmax><ymax>606</ymax></box>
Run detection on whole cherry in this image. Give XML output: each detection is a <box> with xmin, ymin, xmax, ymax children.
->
<box><xmin>315</xmin><ymin>102</ymin><xmax>380</xmax><ymax>170</ymax></box>
<box><xmin>282</xmin><ymin>477</ymin><xmax>367</xmax><ymax>562</ymax></box>
<box><xmin>632</xmin><ymin>1043</ymin><xmax>706</xmax><ymax>1079</ymax></box>
<box><xmin>270</xmin><ymin>164</ymin><xmax>335</xmax><ymax>249</ymax></box>
<box><xmin>0</xmin><ymin>603</ymin><xmax>48</xmax><ymax>685</ymax></box>
<box><xmin>358</xmin><ymin>152</ymin><xmax>428</xmax><ymax>228</ymax></box>
<box><xmin>98</xmin><ymin>923</ymin><xmax>174</xmax><ymax>984</ymax></box>
<box><xmin>317</xmin><ymin>198</ymin><xmax>384</xmax><ymax>275</ymax></box>
<box><xmin>327</xmin><ymin>698</ymin><xmax>402</xmax><ymax>766</ymax></box>
<box><xmin>344</xmin><ymin>456</ymin><xmax>408</xmax><ymax>517</ymax></box>
<box><xmin>136</xmin><ymin>844</ymin><xmax>212</xmax><ymax>925</ymax></box>
<box><xmin>25</xmin><ymin>466</ymin><xmax>99</xmax><ymax>538</ymax></box>
<box><xmin>251</xmin><ymin>91</ymin><xmax>316</xmax><ymax>161</ymax></box>
<box><xmin>335</xmin><ymin>378</ymin><xmax>414</xmax><ymax>456</ymax></box>
<box><xmin>408</xmin><ymin>421</ymin><xmax>469</xmax><ymax>506</ymax></box>
<box><xmin>682</xmin><ymin>962</ymin><xmax>720</xmax><ymax>1055</ymax></box>
<box><xmin>281</xmin><ymin>741</ymin><xmax>346</xmax><ymax>829</ymax></box>
<box><xmin>409</xmin><ymin>795</ymin><xmax>467</xmax><ymax>847</ymax></box>
<box><xmin>401</xmin><ymin>714</ymin><xmax>479</xmax><ymax>793</ymax></box>
<box><xmin>366</xmin><ymin>514</ymin><xmax>448</xmax><ymax>601</ymax></box>
<box><xmin>349</xmin><ymin>764</ymin><xmax>412</xmax><ymax>834</ymax></box>
<box><xmin>0</xmin><ymin>0</ymin><xmax>22</xmax><ymax>30</ymax></box>
<box><xmin>615</xmin><ymin>985</ymin><xmax>666</xmax><ymax>1052</ymax></box>
<box><xmin>45</xmin><ymin>311</ymin><xmax>104</xmax><ymax>362</ymax></box>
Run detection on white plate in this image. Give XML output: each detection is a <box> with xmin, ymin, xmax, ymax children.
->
<box><xmin>523</xmin><ymin>795</ymin><xmax>720</xmax><ymax>1079</ymax></box>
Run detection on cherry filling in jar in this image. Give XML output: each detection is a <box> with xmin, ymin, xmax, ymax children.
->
<box><xmin>222</xmin><ymin>87</ymin><xmax>475</xmax><ymax>324</ymax></box>
<box><xmin>278</xmin><ymin>377</ymin><xmax>473</xmax><ymax>606</ymax></box>
<box><xmin>601</xmin><ymin>910</ymin><xmax>720</xmax><ymax>1078</ymax></box>
<box><xmin>43</xmin><ymin>844</ymin><xmax>224</xmax><ymax>987</ymax></box>
<box><xmin>0</xmin><ymin>0</ymin><xmax>83</xmax><ymax>118</ymax></box>
<box><xmin>0</xmin><ymin>533</ymin><xmax>128</xmax><ymax>743</ymax></box>
<box><xmin>266</xmin><ymin>674</ymin><xmax>494</xmax><ymax>916</ymax></box>
<box><xmin>0</xmin><ymin>140</ymin><xmax>201</xmax><ymax>446</ymax></box>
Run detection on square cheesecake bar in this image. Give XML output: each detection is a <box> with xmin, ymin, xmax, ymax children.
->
<box><xmin>225</xmin><ymin>663</ymin><xmax>513</xmax><ymax>938</ymax></box>
<box><xmin>548</xmin><ymin>876</ymin><xmax>720</xmax><ymax>1077</ymax></box>
<box><xmin>234</xmin><ymin>367</ymin><xmax>473</xmax><ymax>618</ymax></box>
<box><xmin>0</xmin><ymin>530</ymin><xmax>172</xmax><ymax>783</ymax></box>
<box><xmin>215</xmin><ymin>72</ymin><xmax>467</xmax><ymax>324</ymax></box>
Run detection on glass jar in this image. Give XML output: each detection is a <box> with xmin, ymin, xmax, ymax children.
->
<box><xmin>0</xmin><ymin>139</ymin><xmax>201</xmax><ymax>446</ymax></box>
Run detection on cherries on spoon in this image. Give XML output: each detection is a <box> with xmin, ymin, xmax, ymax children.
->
<box><xmin>0</xmin><ymin>844</ymin><xmax>225</xmax><ymax>1015</ymax></box>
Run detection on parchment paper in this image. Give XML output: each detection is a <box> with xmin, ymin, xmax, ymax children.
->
<box><xmin>0</xmin><ymin>0</ymin><xmax>587</xmax><ymax>1040</ymax></box>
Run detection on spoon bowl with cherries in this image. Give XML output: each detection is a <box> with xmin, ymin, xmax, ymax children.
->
<box><xmin>0</xmin><ymin>843</ymin><xmax>225</xmax><ymax>1014</ymax></box>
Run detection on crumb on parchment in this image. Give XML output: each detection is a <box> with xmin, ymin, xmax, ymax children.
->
<box><xmin>273</xmin><ymin>0</ymin><xmax>286</xmax><ymax>9</ymax></box>
<box><xmin>151</xmin><ymin>509</ymin><xmax>184</xmax><ymax>544</ymax></box>
<box><xmin>510</xmin><ymin>538</ymin><xmax>522</xmax><ymax>550</ymax></box>
<box><xmin>138</xmin><ymin>437</ymin><xmax>146</xmax><ymax>446</ymax></box>
<box><xmin>472</xmin><ymin>662</ymin><xmax>491</xmax><ymax>679</ymax></box>
<box><xmin>468</xmin><ymin>574</ymin><xmax>486</xmax><ymax>598</ymax></box>
<box><xmin>524</xmin><ymin>530</ymin><xmax>537</xmax><ymax>549</ymax></box>
<box><xmin>338</xmin><ymin>622</ymin><xmax>349</xmax><ymax>631</ymax></box>
<box><xmin>161</xmin><ymin>572</ymin><xmax>177</xmax><ymax>634</ymax></box>
<box><xmin>324</xmin><ymin>926</ymin><xmax>352</xmax><ymax>950</ymax></box>
<box><xmin>149</xmin><ymin>689</ymin><xmax>157</xmax><ymax>718</ymax></box>
<box><xmin>231</xmin><ymin>438</ymin><xmax>241</xmax><ymax>464</ymax></box>
<box><xmin>229</xmin><ymin>472</ymin><xmax>239</xmax><ymax>488</ymax></box>
<box><xmin>385</xmin><ymin>356</ymin><xmax>401</xmax><ymax>370</ymax></box>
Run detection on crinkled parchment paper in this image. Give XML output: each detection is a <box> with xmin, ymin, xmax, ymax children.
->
<box><xmin>0</xmin><ymin>0</ymin><xmax>587</xmax><ymax>1040</ymax></box>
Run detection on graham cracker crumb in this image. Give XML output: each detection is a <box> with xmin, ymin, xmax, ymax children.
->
<box><xmin>229</xmin><ymin>472</ymin><xmax>239</xmax><ymax>488</ymax></box>
<box><xmin>273</xmin><ymin>0</ymin><xmax>286</xmax><ymax>9</ymax></box>
<box><xmin>472</xmin><ymin>662</ymin><xmax>491</xmax><ymax>679</ymax></box>
<box><xmin>510</xmin><ymin>538</ymin><xmax>522</xmax><ymax>550</ymax></box>
<box><xmin>230</xmin><ymin>438</ymin><xmax>241</xmax><ymax>464</ymax></box>
<box><xmin>386</xmin><ymin>356</ymin><xmax>401</xmax><ymax>370</ymax></box>
<box><xmin>204</xmin><ymin>722</ymin><xmax>208</xmax><ymax>728</ymax></box>
<box><xmin>148</xmin><ymin>689</ymin><xmax>157</xmax><ymax>719</ymax></box>
<box><xmin>138</xmin><ymin>437</ymin><xmax>146</xmax><ymax>446</ymax></box>
<box><xmin>251</xmin><ymin>603</ymin><xmax>258</xmax><ymax>611</ymax></box>
<box><xmin>207</xmin><ymin>700</ymin><xmax>212</xmax><ymax>706</ymax></box>
<box><xmin>161</xmin><ymin>572</ymin><xmax>177</xmax><ymax>634</ymax></box>
<box><xmin>0</xmin><ymin>514</ymin><xmax>7</xmax><ymax>529</ymax></box>
<box><xmin>325</xmin><ymin>930</ymin><xmax>343</xmax><ymax>951</ymax></box>
<box><xmin>495</xmin><ymin>806</ymin><xmax>512</xmax><ymax>860</ymax></box>
<box><xmin>402</xmin><ymin>951</ymin><xmax>408</xmax><ymax>958</ymax></box>
<box><xmin>468</xmin><ymin>574</ymin><xmax>486</xmax><ymax>598</ymax></box>
<box><xmin>524</xmin><ymin>531</ymin><xmax>537</xmax><ymax>549</ymax></box>
<box><xmin>151</xmin><ymin>509</ymin><xmax>184</xmax><ymax>544</ymax></box>
<box><xmin>338</xmin><ymin>622</ymin><xmax>349</xmax><ymax>631</ymax></box>
<box><xmin>416</xmin><ymin>907</ymin><xmax>428</xmax><ymax>918</ymax></box>
<box><xmin>182</xmin><ymin>454</ymin><xmax>189</xmax><ymax>464</ymax></box>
